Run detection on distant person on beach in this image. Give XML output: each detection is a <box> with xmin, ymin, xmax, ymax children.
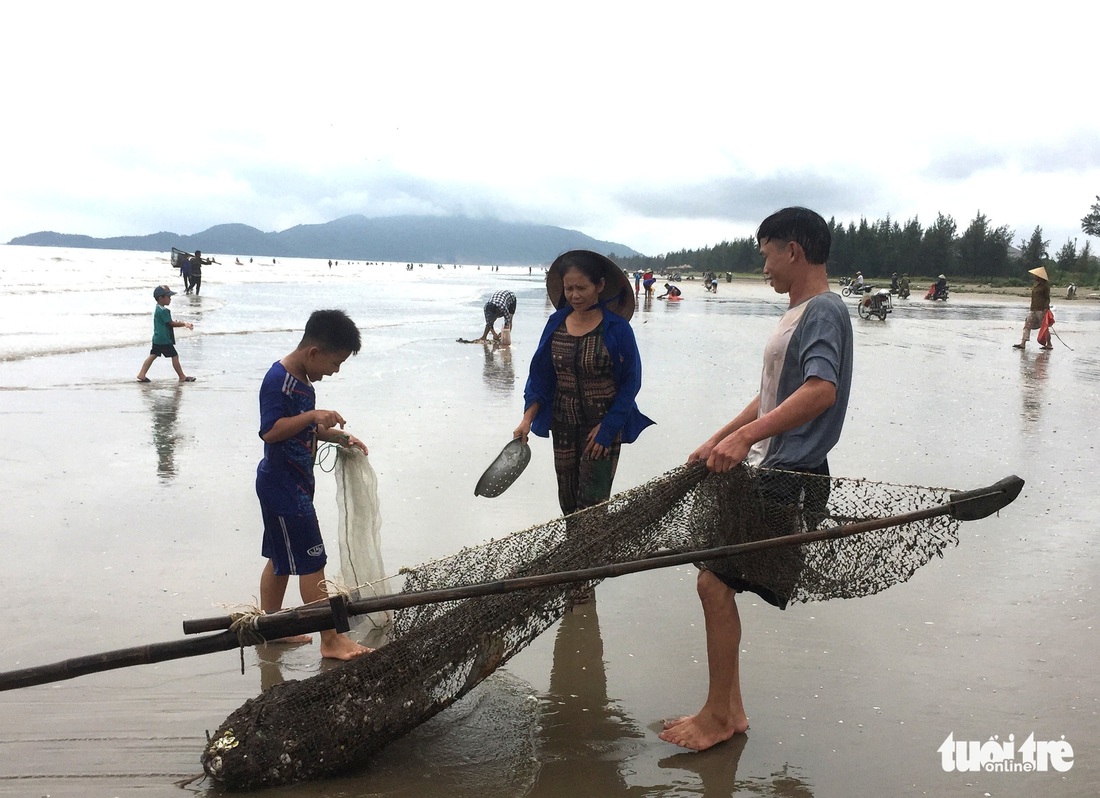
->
<box><xmin>513</xmin><ymin>251</ymin><xmax>653</xmax><ymax>516</ymax></box>
<box><xmin>189</xmin><ymin>250</ymin><xmax>214</xmax><ymax>295</ymax></box>
<box><xmin>1014</xmin><ymin>266</ymin><xmax>1053</xmax><ymax>350</ymax></box>
<box><xmin>180</xmin><ymin>255</ymin><xmax>193</xmax><ymax>294</ymax></box>
<box><xmin>657</xmin><ymin>283</ymin><xmax>681</xmax><ymax>299</ymax></box>
<box><xmin>255</xmin><ymin>309</ymin><xmax>372</xmax><ymax>661</ymax></box>
<box><xmin>642</xmin><ymin>269</ymin><xmax>656</xmax><ymax>297</ymax></box>
<box><xmin>136</xmin><ymin>285</ymin><xmax>195</xmax><ymax>383</ymax></box>
<box><xmin>660</xmin><ymin>207</ymin><xmax>853</xmax><ymax>752</ymax></box>
<box><xmin>476</xmin><ymin>289</ymin><xmax>517</xmax><ymax>345</ymax></box>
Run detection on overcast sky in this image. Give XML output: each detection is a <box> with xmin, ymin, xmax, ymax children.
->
<box><xmin>2</xmin><ymin>1</ymin><xmax>1097</xmax><ymax>257</ymax></box>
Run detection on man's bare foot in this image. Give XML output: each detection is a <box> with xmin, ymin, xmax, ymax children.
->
<box><xmin>658</xmin><ymin>710</ymin><xmax>748</xmax><ymax>751</ymax></box>
<box><xmin>269</xmin><ymin>634</ymin><xmax>313</xmax><ymax>645</ymax></box>
<box><xmin>320</xmin><ymin>632</ymin><xmax>373</xmax><ymax>661</ymax></box>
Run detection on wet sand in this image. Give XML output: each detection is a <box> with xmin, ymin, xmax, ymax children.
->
<box><xmin>1</xmin><ymin>271</ymin><xmax>1098</xmax><ymax>797</ymax></box>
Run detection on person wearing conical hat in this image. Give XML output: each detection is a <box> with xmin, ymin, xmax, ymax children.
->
<box><xmin>513</xmin><ymin>250</ymin><xmax>653</xmax><ymax>516</ymax></box>
<box><xmin>1014</xmin><ymin>266</ymin><xmax>1052</xmax><ymax>350</ymax></box>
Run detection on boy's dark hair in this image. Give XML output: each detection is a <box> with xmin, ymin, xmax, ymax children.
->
<box><xmin>300</xmin><ymin>309</ymin><xmax>361</xmax><ymax>354</ymax></box>
<box><xmin>756</xmin><ymin>207</ymin><xmax>831</xmax><ymax>265</ymax></box>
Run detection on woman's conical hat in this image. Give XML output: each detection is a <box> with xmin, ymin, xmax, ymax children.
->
<box><xmin>1028</xmin><ymin>266</ymin><xmax>1049</xmax><ymax>281</ymax></box>
<box><xmin>545</xmin><ymin>250</ymin><xmax>634</xmax><ymax>321</ymax></box>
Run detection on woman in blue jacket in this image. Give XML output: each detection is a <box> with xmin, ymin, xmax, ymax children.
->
<box><xmin>513</xmin><ymin>250</ymin><xmax>653</xmax><ymax>514</ymax></box>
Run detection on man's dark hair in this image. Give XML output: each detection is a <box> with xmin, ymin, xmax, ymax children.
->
<box><xmin>301</xmin><ymin>309</ymin><xmax>361</xmax><ymax>354</ymax></box>
<box><xmin>756</xmin><ymin>207</ymin><xmax>831</xmax><ymax>265</ymax></box>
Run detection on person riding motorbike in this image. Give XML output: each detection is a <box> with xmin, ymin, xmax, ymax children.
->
<box><xmin>925</xmin><ymin>274</ymin><xmax>948</xmax><ymax>301</ymax></box>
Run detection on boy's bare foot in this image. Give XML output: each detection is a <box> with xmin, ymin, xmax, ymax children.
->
<box><xmin>269</xmin><ymin>634</ymin><xmax>313</xmax><ymax>645</ymax></box>
<box><xmin>658</xmin><ymin>709</ymin><xmax>748</xmax><ymax>751</ymax></box>
<box><xmin>320</xmin><ymin>632</ymin><xmax>373</xmax><ymax>661</ymax></box>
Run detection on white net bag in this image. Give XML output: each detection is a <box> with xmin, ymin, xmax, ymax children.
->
<box><xmin>335</xmin><ymin>447</ymin><xmax>393</xmax><ymax>632</ymax></box>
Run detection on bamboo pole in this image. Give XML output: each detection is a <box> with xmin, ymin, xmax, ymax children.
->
<box><xmin>184</xmin><ymin>473</ymin><xmax>1022</xmax><ymax>636</ymax></box>
<box><xmin>0</xmin><ymin>474</ymin><xmax>1021</xmax><ymax>693</ymax></box>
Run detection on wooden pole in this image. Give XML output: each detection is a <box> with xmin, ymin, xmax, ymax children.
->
<box><xmin>0</xmin><ymin>631</ymin><xmax>238</xmax><ymax>692</ymax></box>
<box><xmin>184</xmin><ymin>474</ymin><xmax>1023</xmax><ymax>635</ymax></box>
<box><xmin>0</xmin><ymin>475</ymin><xmax>1021</xmax><ymax>692</ymax></box>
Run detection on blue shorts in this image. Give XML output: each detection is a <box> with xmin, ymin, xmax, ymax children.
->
<box><xmin>260</xmin><ymin>504</ymin><xmax>327</xmax><ymax>576</ymax></box>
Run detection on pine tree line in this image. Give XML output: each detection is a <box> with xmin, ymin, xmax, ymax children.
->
<box><xmin>615</xmin><ymin>211</ymin><xmax>1099</xmax><ymax>286</ymax></box>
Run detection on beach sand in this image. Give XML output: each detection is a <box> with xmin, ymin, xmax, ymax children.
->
<box><xmin>1</xmin><ymin>256</ymin><xmax>1098</xmax><ymax>797</ymax></box>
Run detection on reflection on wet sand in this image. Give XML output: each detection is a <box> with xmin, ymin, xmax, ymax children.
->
<box><xmin>256</xmin><ymin>639</ymin><xmax>289</xmax><ymax>692</ymax></box>
<box><xmin>658</xmin><ymin>736</ymin><xmax>749</xmax><ymax>795</ymax></box>
<box><xmin>1019</xmin><ymin>349</ymin><xmax>1050</xmax><ymax>426</ymax></box>
<box><xmin>530</xmin><ymin>597</ymin><xmax>645</xmax><ymax>797</ymax></box>
<box><xmin>536</xmin><ymin>599</ymin><xmax>814</xmax><ymax>797</ymax></box>
<box><xmin>482</xmin><ymin>342</ymin><xmax>515</xmax><ymax>392</ymax></box>
<box><xmin>142</xmin><ymin>383</ymin><xmax>183</xmax><ymax>482</ymax></box>
<box><xmin>660</xmin><ymin>740</ymin><xmax>815</xmax><ymax>797</ymax></box>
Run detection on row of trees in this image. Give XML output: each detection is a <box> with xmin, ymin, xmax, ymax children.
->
<box><xmin>616</xmin><ymin>208</ymin><xmax>1100</xmax><ymax>286</ymax></box>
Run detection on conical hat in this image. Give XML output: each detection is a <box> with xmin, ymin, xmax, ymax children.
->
<box><xmin>1028</xmin><ymin>266</ymin><xmax>1049</xmax><ymax>281</ymax></box>
<box><xmin>546</xmin><ymin>250</ymin><xmax>635</xmax><ymax>321</ymax></box>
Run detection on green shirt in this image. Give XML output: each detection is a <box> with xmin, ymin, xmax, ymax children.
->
<box><xmin>152</xmin><ymin>304</ymin><xmax>175</xmax><ymax>345</ymax></box>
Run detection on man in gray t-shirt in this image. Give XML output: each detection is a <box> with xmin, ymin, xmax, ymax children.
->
<box><xmin>747</xmin><ymin>290</ymin><xmax>852</xmax><ymax>470</ymax></box>
<box><xmin>660</xmin><ymin>207</ymin><xmax>853</xmax><ymax>753</ymax></box>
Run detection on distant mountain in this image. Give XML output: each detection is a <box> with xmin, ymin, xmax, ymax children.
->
<box><xmin>7</xmin><ymin>215</ymin><xmax>642</xmax><ymax>264</ymax></box>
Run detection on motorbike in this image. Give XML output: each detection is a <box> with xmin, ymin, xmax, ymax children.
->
<box><xmin>857</xmin><ymin>286</ymin><xmax>892</xmax><ymax>321</ymax></box>
<box><xmin>840</xmin><ymin>277</ymin><xmax>864</xmax><ymax>297</ymax></box>
<box><xmin>924</xmin><ymin>283</ymin><xmax>949</xmax><ymax>301</ymax></box>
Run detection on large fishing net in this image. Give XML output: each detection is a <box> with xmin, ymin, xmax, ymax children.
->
<box><xmin>202</xmin><ymin>462</ymin><xmax>961</xmax><ymax>789</ymax></box>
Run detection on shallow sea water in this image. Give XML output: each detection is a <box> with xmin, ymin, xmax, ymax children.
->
<box><xmin>0</xmin><ymin>246</ymin><xmax>1097</xmax><ymax>797</ymax></box>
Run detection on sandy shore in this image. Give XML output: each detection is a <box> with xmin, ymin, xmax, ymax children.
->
<box><xmin>1</xmin><ymin>272</ymin><xmax>1098</xmax><ymax>797</ymax></box>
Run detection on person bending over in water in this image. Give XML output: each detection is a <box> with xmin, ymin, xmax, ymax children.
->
<box><xmin>661</xmin><ymin>207</ymin><xmax>853</xmax><ymax>751</ymax></box>
<box><xmin>476</xmin><ymin>289</ymin><xmax>517</xmax><ymax>345</ymax></box>
<box><xmin>255</xmin><ymin>309</ymin><xmax>373</xmax><ymax>661</ymax></box>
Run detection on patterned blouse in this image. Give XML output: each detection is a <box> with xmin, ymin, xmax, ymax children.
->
<box><xmin>549</xmin><ymin>324</ymin><xmax>617</xmax><ymax>429</ymax></box>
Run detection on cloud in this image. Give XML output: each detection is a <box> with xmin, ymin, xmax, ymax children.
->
<box><xmin>2</xmin><ymin>2</ymin><xmax>1098</xmax><ymax>258</ymax></box>
<box><xmin>1015</xmin><ymin>130</ymin><xmax>1100</xmax><ymax>173</ymax></box>
<box><xmin>614</xmin><ymin>173</ymin><xmax>881</xmax><ymax>225</ymax></box>
<box><xmin>924</xmin><ymin>148</ymin><xmax>1010</xmax><ymax>181</ymax></box>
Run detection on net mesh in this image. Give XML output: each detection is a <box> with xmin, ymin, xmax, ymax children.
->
<box><xmin>202</xmin><ymin>462</ymin><xmax>958</xmax><ymax>789</ymax></box>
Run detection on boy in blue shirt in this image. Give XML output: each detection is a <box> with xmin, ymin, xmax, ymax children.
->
<box><xmin>256</xmin><ymin>309</ymin><xmax>372</xmax><ymax>660</ymax></box>
<box><xmin>136</xmin><ymin>285</ymin><xmax>195</xmax><ymax>383</ymax></box>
